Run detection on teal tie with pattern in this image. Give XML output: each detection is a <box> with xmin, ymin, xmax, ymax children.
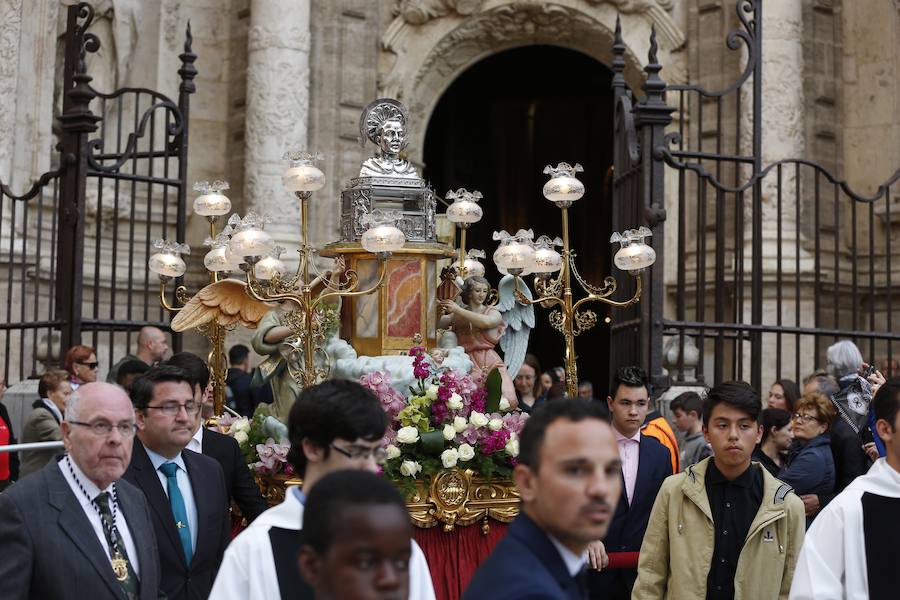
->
<box><xmin>158</xmin><ymin>462</ymin><xmax>193</xmax><ymax>564</ymax></box>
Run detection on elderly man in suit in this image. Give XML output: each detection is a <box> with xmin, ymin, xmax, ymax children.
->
<box><xmin>464</xmin><ymin>399</ymin><xmax>623</xmax><ymax>600</ymax></box>
<box><xmin>0</xmin><ymin>382</ymin><xmax>162</xmax><ymax>599</ymax></box>
<box><xmin>123</xmin><ymin>366</ymin><xmax>230</xmax><ymax>600</ymax></box>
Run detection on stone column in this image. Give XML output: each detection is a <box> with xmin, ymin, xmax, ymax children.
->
<box><xmin>244</xmin><ymin>0</ymin><xmax>311</xmax><ymax>268</ymax></box>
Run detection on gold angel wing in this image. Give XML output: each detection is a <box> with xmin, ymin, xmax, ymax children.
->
<box><xmin>170</xmin><ymin>279</ymin><xmax>271</xmax><ymax>332</ymax></box>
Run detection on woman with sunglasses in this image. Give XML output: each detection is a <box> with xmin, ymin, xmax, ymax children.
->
<box><xmin>63</xmin><ymin>344</ymin><xmax>99</xmax><ymax>390</ymax></box>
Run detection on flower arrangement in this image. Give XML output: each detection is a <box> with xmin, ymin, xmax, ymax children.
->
<box><xmin>361</xmin><ymin>346</ymin><xmax>527</xmax><ymax>491</ymax></box>
<box><xmin>216</xmin><ymin>413</ymin><xmax>294</xmax><ymax>476</ymax></box>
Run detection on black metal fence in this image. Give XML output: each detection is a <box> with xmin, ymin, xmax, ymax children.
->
<box><xmin>0</xmin><ymin>2</ymin><xmax>193</xmax><ymax>382</ymax></box>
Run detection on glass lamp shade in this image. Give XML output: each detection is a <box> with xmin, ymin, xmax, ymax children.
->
<box><xmin>193</xmin><ymin>193</ymin><xmax>232</xmax><ymax>217</ymax></box>
<box><xmin>614</xmin><ymin>241</ymin><xmax>657</xmax><ymax>272</ymax></box>
<box><xmin>254</xmin><ymin>255</ymin><xmax>287</xmax><ymax>281</ymax></box>
<box><xmin>148</xmin><ymin>252</ymin><xmax>186</xmax><ymax>278</ymax></box>
<box><xmin>531</xmin><ymin>247</ymin><xmax>563</xmax><ymax>273</ymax></box>
<box><xmin>283</xmin><ymin>162</ymin><xmax>325</xmax><ymax>192</ymax></box>
<box><xmin>446</xmin><ymin>199</ymin><xmax>483</xmax><ymax>225</ymax></box>
<box><xmin>224</xmin><ymin>245</ymin><xmax>245</xmax><ymax>271</ymax></box>
<box><xmin>493</xmin><ymin>241</ymin><xmax>535</xmax><ymax>275</ymax></box>
<box><xmin>543</xmin><ymin>174</ymin><xmax>585</xmax><ymax>204</ymax></box>
<box><xmin>203</xmin><ymin>246</ymin><xmax>231</xmax><ymax>272</ymax></box>
<box><xmin>453</xmin><ymin>258</ymin><xmax>485</xmax><ymax>278</ymax></box>
<box><xmin>228</xmin><ymin>228</ymin><xmax>274</xmax><ymax>261</ymax></box>
<box><xmin>361</xmin><ymin>225</ymin><xmax>405</xmax><ymax>253</ymax></box>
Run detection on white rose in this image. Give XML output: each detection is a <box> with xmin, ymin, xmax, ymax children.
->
<box><xmin>453</xmin><ymin>416</ymin><xmax>468</xmax><ymax>433</ymax></box>
<box><xmin>458</xmin><ymin>443</ymin><xmax>475</xmax><ymax>461</ymax></box>
<box><xmin>505</xmin><ymin>437</ymin><xmax>520</xmax><ymax>457</ymax></box>
<box><xmin>488</xmin><ymin>418</ymin><xmax>503</xmax><ymax>431</ymax></box>
<box><xmin>469</xmin><ymin>411</ymin><xmax>488</xmax><ymax>428</ymax></box>
<box><xmin>443</xmin><ymin>424</ymin><xmax>457</xmax><ymax>441</ymax></box>
<box><xmin>399</xmin><ymin>460</ymin><xmax>422</xmax><ymax>478</ymax></box>
<box><xmin>441</xmin><ymin>448</ymin><xmax>459</xmax><ymax>469</ymax></box>
<box><xmin>425</xmin><ymin>385</ymin><xmax>439</xmax><ymax>400</ymax></box>
<box><xmin>385</xmin><ymin>444</ymin><xmax>401</xmax><ymax>460</ymax></box>
<box><xmin>396</xmin><ymin>426</ymin><xmax>420</xmax><ymax>444</ymax></box>
<box><xmin>233</xmin><ymin>430</ymin><xmax>249</xmax><ymax>445</ymax></box>
<box><xmin>499</xmin><ymin>398</ymin><xmax>511</xmax><ymax>412</ymax></box>
<box><xmin>447</xmin><ymin>393</ymin><xmax>464</xmax><ymax>411</ymax></box>
<box><xmin>233</xmin><ymin>419</ymin><xmax>251</xmax><ymax>433</ymax></box>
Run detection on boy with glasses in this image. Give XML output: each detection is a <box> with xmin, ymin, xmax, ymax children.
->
<box><xmin>124</xmin><ymin>366</ymin><xmax>230</xmax><ymax>600</ymax></box>
<box><xmin>209</xmin><ymin>379</ymin><xmax>435</xmax><ymax>600</ymax></box>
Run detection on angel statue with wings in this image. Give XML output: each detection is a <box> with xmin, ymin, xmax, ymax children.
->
<box><xmin>438</xmin><ymin>274</ymin><xmax>534</xmax><ymax>410</ymax></box>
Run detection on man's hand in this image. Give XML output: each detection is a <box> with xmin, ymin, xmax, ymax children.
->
<box><xmin>863</xmin><ymin>442</ymin><xmax>880</xmax><ymax>462</ymax></box>
<box><xmin>587</xmin><ymin>540</ymin><xmax>609</xmax><ymax>571</ymax></box>
<box><xmin>799</xmin><ymin>494</ymin><xmax>820</xmax><ymax>517</ymax></box>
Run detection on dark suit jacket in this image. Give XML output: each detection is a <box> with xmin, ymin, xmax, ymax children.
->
<box><xmin>820</xmin><ymin>416</ymin><xmax>870</xmax><ymax>506</ymax></box>
<box><xmin>588</xmin><ymin>434</ymin><xmax>671</xmax><ymax>599</ymax></box>
<box><xmin>463</xmin><ymin>512</ymin><xmax>586</xmax><ymax>600</ymax></box>
<box><xmin>124</xmin><ymin>441</ymin><xmax>230</xmax><ymax>600</ymax></box>
<box><xmin>0</xmin><ymin>459</ymin><xmax>162</xmax><ymax>599</ymax></box>
<box><xmin>201</xmin><ymin>427</ymin><xmax>268</xmax><ymax>522</ymax></box>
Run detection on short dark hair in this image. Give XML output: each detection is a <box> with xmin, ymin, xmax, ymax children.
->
<box><xmin>130</xmin><ymin>365</ymin><xmax>194</xmax><ymax>410</ymax></box>
<box><xmin>518</xmin><ymin>398</ymin><xmax>610</xmax><ymax>471</ymax></box>
<box><xmin>610</xmin><ymin>365</ymin><xmax>648</xmax><ymax>398</ymax></box>
<box><xmin>873</xmin><ymin>377</ymin><xmax>900</xmax><ymax>436</ymax></box>
<box><xmin>287</xmin><ymin>380</ymin><xmax>388</xmax><ymax>476</ymax></box>
<box><xmin>759</xmin><ymin>408</ymin><xmax>792</xmax><ymax>444</ymax></box>
<box><xmin>116</xmin><ymin>359</ymin><xmax>150</xmax><ymax>386</ymax></box>
<box><xmin>702</xmin><ymin>381</ymin><xmax>761</xmax><ymax>424</ymax></box>
<box><xmin>302</xmin><ymin>470</ymin><xmax>409</xmax><ymax>554</ymax></box>
<box><xmin>38</xmin><ymin>369</ymin><xmax>70</xmax><ymax>398</ymax></box>
<box><xmin>228</xmin><ymin>344</ymin><xmax>250</xmax><ymax>366</ymax></box>
<box><xmin>772</xmin><ymin>378</ymin><xmax>801</xmax><ymax>412</ymax></box>
<box><xmin>670</xmin><ymin>391</ymin><xmax>703</xmax><ymax>417</ymax></box>
<box><xmin>165</xmin><ymin>352</ymin><xmax>209</xmax><ymax>391</ymax></box>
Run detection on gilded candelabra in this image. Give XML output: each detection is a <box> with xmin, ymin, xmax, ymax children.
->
<box><xmin>492</xmin><ymin>163</ymin><xmax>656</xmax><ymax>398</ymax></box>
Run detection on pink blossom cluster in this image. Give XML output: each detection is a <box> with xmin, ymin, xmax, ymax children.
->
<box><xmin>481</xmin><ymin>428</ymin><xmax>512</xmax><ymax>455</ymax></box>
<box><xmin>215</xmin><ymin>413</ymin><xmax>237</xmax><ymax>433</ymax></box>
<box><xmin>253</xmin><ymin>438</ymin><xmax>292</xmax><ymax>475</ymax></box>
<box><xmin>359</xmin><ymin>370</ymin><xmax>406</xmax><ymax>418</ymax></box>
<box><xmin>409</xmin><ymin>346</ymin><xmax>431</xmax><ymax>380</ymax></box>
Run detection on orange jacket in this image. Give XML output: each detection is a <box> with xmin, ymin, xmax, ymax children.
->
<box><xmin>642</xmin><ymin>414</ymin><xmax>679</xmax><ymax>473</ymax></box>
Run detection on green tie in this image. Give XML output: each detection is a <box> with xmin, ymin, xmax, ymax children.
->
<box><xmin>94</xmin><ymin>492</ymin><xmax>139</xmax><ymax>600</ymax></box>
<box><xmin>158</xmin><ymin>461</ymin><xmax>193</xmax><ymax>564</ymax></box>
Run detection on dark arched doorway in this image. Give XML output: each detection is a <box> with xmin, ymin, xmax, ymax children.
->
<box><xmin>424</xmin><ymin>45</ymin><xmax>616</xmax><ymax>396</ymax></box>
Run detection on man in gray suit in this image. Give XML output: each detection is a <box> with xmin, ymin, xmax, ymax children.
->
<box><xmin>0</xmin><ymin>382</ymin><xmax>162</xmax><ymax>599</ymax></box>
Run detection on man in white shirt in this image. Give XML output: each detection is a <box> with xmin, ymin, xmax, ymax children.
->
<box><xmin>0</xmin><ymin>382</ymin><xmax>163</xmax><ymax>599</ymax></box>
<box><xmin>791</xmin><ymin>378</ymin><xmax>900</xmax><ymax>599</ymax></box>
<box><xmin>209</xmin><ymin>379</ymin><xmax>436</xmax><ymax>600</ymax></box>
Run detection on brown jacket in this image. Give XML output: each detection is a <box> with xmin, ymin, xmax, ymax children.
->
<box><xmin>632</xmin><ymin>457</ymin><xmax>805</xmax><ymax>600</ymax></box>
<box><xmin>20</xmin><ymin>404</ymin><xmax>62</xmax><ymax>477</ymax></box>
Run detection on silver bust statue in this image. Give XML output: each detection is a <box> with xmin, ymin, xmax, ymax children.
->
<box><xmin>358</xmin><ymin>98</ymin><xmax>419</xmax><ymax>179</ymax></box>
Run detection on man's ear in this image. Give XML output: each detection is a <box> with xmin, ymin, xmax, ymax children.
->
<box><xmin>297</xmin><ymin>546</ymin><xmax>321</xmax><ymax>588</ymax></box>
<box><xmin>61</xmin><ymin>421</ymin><xmax>73</xmax><ymax>452</ymax></box>
<box><xmin>134</xmin><ymin>408</ymin><xmax>146</xmax><ymax>431</ymax></box>
<box><xmin>702</xmin><ymin>423</ymin><xmax>710</xmax><ymax>444</ymax></box>
<box><xmin>302</xmin><ymin>438</ymin><xmax>326</xmax><ymax>465</ymax></box>
<box><xmin>606</xmin><ymin>395</ymin><xmax>614</xmax><ymax>411</ymax></box>
<box><xmin>754</xmin><ymin>424</ymin><xmax>763</xmax><ymax>445</ymax></box>
<box><xmin>513</xmin><ymin>463</ymin><xmax>537</xmax><ymax>503</ymax></box>
<box><xmin>876</xmin><ymin>419</ymin><xmax>893</xmax><ymax>448</ymax></box>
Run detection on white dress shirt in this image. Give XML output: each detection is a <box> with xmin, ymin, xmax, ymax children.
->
<box><xmin>58</xmin><ymin>455</ymin><xmax>141</xmax><ymax>575</ymax></box>
<box><xmin>548</xmin><ymin>535</ymin><xmax>588</xmax><ymax>577</ymax></box>
<box><xmin>144</xmin><ymin>448</ymin><xmax>199</xmax><ymax>550</ymax></box>
<box><xmin>186</xmin><ymin>425</ymin><xmax>204</xmax><ymax>454</ymax></box>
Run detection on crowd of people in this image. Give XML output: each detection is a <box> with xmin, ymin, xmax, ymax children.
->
<box><xmin>0</xmin><ymin>332</ymin><xmax>898</xmax><ymax>599</ymax></box>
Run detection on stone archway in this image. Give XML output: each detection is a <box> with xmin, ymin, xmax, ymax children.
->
<box><xmin>378</xmin><ymin>0</ymin><xmax>686</xmax><ymax>165</ymax></box>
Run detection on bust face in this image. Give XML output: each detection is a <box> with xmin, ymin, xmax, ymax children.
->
<box><xmin>377</xmin><ymin>120</ymin><xmax>406</xmax><ymax>155</ymax></box>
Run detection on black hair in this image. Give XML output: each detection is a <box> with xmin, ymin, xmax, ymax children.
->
<box><xmin>228</xmin><ymin>344</ymin><xmax>250</xmax><ymax>366</ymax></box>
<box><xmin>518</xmin><ymin>398</ymin><xmax>610</xmax><ymax>471</ymax></box>
<box><xmin>759</xmin><ymin>408</ymin><xmax>792</xmax><ymax>444</ymax></box>
<box><xmin>873</xmin><ymin>377</ymin><xmax>900</xmax><ymax>436</ymax></box>
<box><xmin>670</xmin><ymin>391</ymin><xmax>703</xmax><ymax>417</ymax></box>
<box><xmin>165</xmin><ymin>352</ymin><xmax>209</xmax><ymax>391</ymax></box>
<box><xmin>702</xmin><ymin>381</ymin><xmax>762</xmax><ymax>424</ymax></box>
<box><xmin>610</xmin><ymin>365</ymin><xmax>649</xmax><ymax>398</ymax></box>
<box><xmin>116</xmin><ymin>359</ymin><xmax>150</xmax><ymax>386</ymax></box>
<box><xmin>130</xmin><ymin>365</ymin><xmax>194</xmax><ymax>410</ymax></box>
<box><xmin>303</xmin><ymin>470</ymin><xmax>409</xmax><ymax>554</ymax></box>
<box><xmin>772</xmin><ymin>378</ymin><xmax>801</xmax><ymax>412</ymax></box>
<box><xmin>287</xmin><ymin>379</ymin><xmax>388</xmax><ymax>476</ymax></box>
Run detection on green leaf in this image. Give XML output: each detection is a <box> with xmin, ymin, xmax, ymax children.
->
<box><xmin>420</xmin><ymin>429</ymin><xmax>446</xmax><ymax>455</ymax></box>
<box><xmin>484</xmin><ymin>368</ymin><xmax>503</xmax><ymax>414</ymax></box>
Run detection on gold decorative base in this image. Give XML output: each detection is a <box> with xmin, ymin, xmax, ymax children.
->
<box><xmin>255</xmin><ymin>468</ymin><xmax>520</xmax><ymax>533</ymax></box>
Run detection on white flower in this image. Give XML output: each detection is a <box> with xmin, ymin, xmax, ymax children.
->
<box><xmin>396</xmin><ymin>426</ymin><xmax>420</xmax><ymax>444</ymax></box>
<box><xmin>425</xmin><ymin>385</ymin><xmax>439</xmax><ymax>400</ymax></box>
<box><xmin>488</xmin><ymin>418</ymin><xmax>503</xmax><ymax>431</ymax></box>
<box><xmin>385</xmin><ymin>444</ymin><xmax>401</xmax><ymax>460</ymax></box>
<box><xmin>233</xmin><ymin>430</ymin><xmax>249</xmax><ymax>445</ymax></box>
<box><xmin>458</xmin><ymin>443</ymin><xmax>475</xmax><ymax>461</ymax></box>
<box><xmin>505</xmin><ymin>437</ymin><xmax>520</xmax><ymax>457</ymax></box>
<box><xmin>443</xmin><ymin>424</ymin><xmax>457</xmax><ymax>440</ymax></box>
<box><xmin>447</xmin><ymin>393</ymin><xmax>464</xmax><ymax>411</ymax></box>
<box><xmin>499</xmin><ymin>398</ymin><xmax>511</xmax><ymax>411</ymax></box>
<box><xmin>453</xmin><ymin>416</ymin><xmax>468</xmax><ymax>432</ymax></box>
<box><xmin>469</xmin><ymin>411</ymin><xmax>489</xmax><ymax>428</ymax></box>
<box><xmin>399</xmin><ymin>460</ymin><xmax>422</xmax><ymax>477</ymax></box>
<box><xmin>232</xmin><ymin>418</ymin><xmax>251</xmax><ymax>434</ymax></box>
<box><xmin>441</xmin><ymin>448</ymin><xmax>459</xmax><ymax>469</ymax></box>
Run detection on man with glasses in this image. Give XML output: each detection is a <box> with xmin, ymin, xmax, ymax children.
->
<box><xmin>209</xmin><ymin>379</ymin><xmax>436</xmax><ymax>600</ymax></box>
<box><xmin>0</xmin><ymin>382</ymin><xmax>163</xmax><ymax>599</ymax></box>
<box><xmin>124</xmin><ymin>366</ymin><xmax>230</xmax><ymax>600</ymax></box>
